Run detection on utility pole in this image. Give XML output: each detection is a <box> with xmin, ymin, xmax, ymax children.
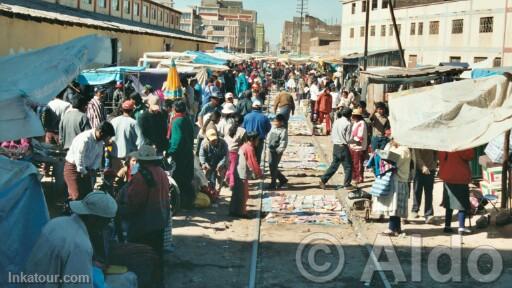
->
<box><xmin>244</xmin><ymin>25</ymin><xmax>248</xmax><ymax>54</ymax></box>
<box><xmin>363</xmin><ymin>0</ymin><xmax>370</xmax><ymax>71</ymax></box>
<box><xmin>389</xmin><ymin>0</ymin><xmax>406</xmax><ymax>67</ymax></box>
<box><xmin>296</xmin><ymin>0</ymin><xmax>308</xmax><ymax>57</ymax></box>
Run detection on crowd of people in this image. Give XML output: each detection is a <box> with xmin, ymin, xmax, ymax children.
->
<box><xmin>3</xmin><ymin>58</ymin><xmax>478</xmax><ymax>287</ymax></box>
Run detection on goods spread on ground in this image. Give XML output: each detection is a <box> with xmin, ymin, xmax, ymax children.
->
<box><xmin>261</xmin><ymin>192</ymin><xmax>348</xmax><ymax>225</ymax></box>
<box><xmin>287</xmin><ymin>114</ymin><xmax>312</xmax><ymax>136</ymax></box>
<box><xmin>279</xmin><ymin>142</ymin><xmax>327</xmax><ymax>171</ymax></box>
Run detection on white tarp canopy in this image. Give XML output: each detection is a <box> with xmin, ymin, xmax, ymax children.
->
<box><xmin>389</xmin><ymin>75</ymin><xmax>512</xmax><ymax>152</ymax></box>
<box><xmin>0</xmin><ymin>35</ymin><xmax>112</xmax><ymax>142</ymax></box>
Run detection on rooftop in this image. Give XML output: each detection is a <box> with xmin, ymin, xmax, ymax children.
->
<box><xmin>0</xmin><ymin>0</ymin><xmax>215</xmax><ymax>44</ymax></box>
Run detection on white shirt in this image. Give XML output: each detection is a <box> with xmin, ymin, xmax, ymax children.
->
<box><xmin>331</xmin><ymin>92</ymin><xmax>341</xmax><ymax>109</ymax></box>
<box><xmin>25</xmin><ymin>214</ymin><xmax>93</xmax><ymax>288</ymax></box>
<box><xmin>47</xmin><ymin>98</ymin><xmax>71</xmax><ymax>120</ymax></box>
<box><xmin>309</xmin><ymin>84</ymin><xmax>320</xmax><ymax>101</ymax></box>
<box><xmin>65</xmin><ymin>130</ymin><xmax>104</xmax><ymax>174</ymax></box>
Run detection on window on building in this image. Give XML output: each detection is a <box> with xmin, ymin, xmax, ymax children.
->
<box><xmin>152</xmin><ymin>8</ymin><xmax>157</xmax><ymax>19</ymax></box>
<box><xmin>165</xmin><ymin>43</ymin><xmax>171</xmax><ymax>51</ymax></box>
<box><xmin>480</xmin><ymin>17</ymin><xmax>493</xmax><ymax>33</ymax></box>
<box><xmin>165</xmin><ymin>13</ymin><xmax>169</xmax><ymax>23</ymax></box>
<box><xmin>350</xmin><ymin>27</ymin><xmax>355</xmax><ymax>38</ymax></box>
<box><xmin>429</xmin><ymin>21</ymin><xmax>439</xmax><ymax>35</ymax></box>
<box><xmin>372</xmin><ymin>0</ymin><xmax>378</xmax><ymax>10</ymax></box>
<box><xmin>212</xmin><ymin>36</ymin><xmax>224</xmax><ymax>42</ymax></box>
<box><xmin>171</xmin><ymin>15</ymin><xmax>174</xmax><ymax>25</ymax></box>
<box><xmin>143</xmin><ymin>5</ymin><xmax>148</xmax><ymax>17</ymax></box>
<box><xmin>370</xmin><ymin>25</ymin><xmax>376</xmax><ymax>36</ymax></box>
<box><xmin>362</xmin><ymin>1</ymin><xmax>367</xmax><ymax>13</ymax></box>
<box><xmin>85</xmin><ymin>0</ymin><xmax>92</xmax><ymax>4</ymax></box>
<box><xmin>397</xmin><ymin>24</ymin><xmax>401</xmax><ymax>34</ymax></box>
<box><xmin>410</xmin><ymin>22</ymin><xmax>416</xmax><ymax>35</ymax></box>
<box><xmin>360</xmin><ymin>26</ymin><xmax>365</xmax><ymax>37</ymax></box>
<box><xmin>134</xmin><ymin>3</ymin><xmax>139</xmax><ymax>16</ymax></box>
<box><xmin>493</xmin><ymin>57</ymin><xmax>502</xmax><ymax>67</ymax></box>
<box><xmin>450</xmin><ymin>56</ymin><xmax>461</xmax><ymax>63</ymax></box>
<box><xmin>124</xmin><ymin>0</ymin><xmax>130</xmax><ymax>14</ymax></box>
<box><xmin>389</xmin><ymin>24</ymin><xmax>393</xmax><ymax>36</ymax></box>
<box><xmin>408</xmin><ymin>55</ymin><xmax>418</xmax><ymax>68</ymax></box>
<box><xmin>452</xmin><ymin>19</ymin><xmax>463</xmax><ymax>34</ymax></box>
<box><xmin>351</xmin><ymin>3</ymin><xmax>356</xmax><ymax>14</ymax></box>
<box><xmin>382</xmin><ymin>0</ymin><xmax>389</xmax><ymax>9</ymax></box>
<box><xmin>160</xmin><ymin>11</ymin><xmax>163</xmax><ymax>21</ymax></box>
<box><xmin>112</xmin><ymin>0</ymin><xmax>119</xmax><ymax>11</ymax></box>
<box><xmin>474</xmin><ymin>57</ymin><xmax>487</xmax><ymax>63</ymax></box>
<box><xmin>381</xmin><ymin>25</ymin><xmax>386</xmax><ymax>36</ymax></box>
<box><xmin>418</xmin><ymin>22</ymin><xmax>423</xmax><ymax>35</ymax></box>
<box><xmin>98</xmin><ymin>0</ymin><xmax>106</xmax><ymax>8</ymax></box>
<box><xmin>213</xmin><ymin>25</ymin><xmax>224</xmax><ymax>31</ymax></box>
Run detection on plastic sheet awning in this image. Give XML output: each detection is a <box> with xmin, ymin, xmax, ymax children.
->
<box><xmin>185</xmin><ymin>51</ymin><xmax>228</xmax><ymax>66</ymax></box>
<box><xmin>388</xmin><ymin>75</ymin><xmax>512</xmax><ymax>151</ymax></box>
<box><xmin>0</xmin><ymin>35</ymin><xmax>112</xmax><ymax>142</ymax></box>
<box><xmin>471</xmin><ymin>67</ymin><xmax>512</xmax><ymax>79</ymax></box>
<box><xmin>77</xmin><ymin>66</ymin><xmax>146</xmax><ymax>85</ymax></box>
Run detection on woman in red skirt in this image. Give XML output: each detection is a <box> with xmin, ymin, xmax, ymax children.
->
<box><xmin>349</xmin><ymin>108</ymin><xmax>368</xmax><ymax>185</ymax></box>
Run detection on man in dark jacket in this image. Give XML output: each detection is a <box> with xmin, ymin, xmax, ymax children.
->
<box><xmin>138</xmin><ymin>96</ymin><xmax>168</xmax><ymax>154</ymax></box>
<box><xmin>237</xmin><ymin>90</ymin><xmax>253</xmax><ymax>118</ymax></box>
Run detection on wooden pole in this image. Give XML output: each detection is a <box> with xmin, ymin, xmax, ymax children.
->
<box><xmin>502</xmin><ymin>130</ymin><xmax>510</xmax><ymax>208</ymax></box>
<box><xmin>388</xmin><ymin>0</ymin><xmax>406</xmax><ymax>67</ymax></box>
<box><xmin>363</xmin><ymin>0</ymin><xmax>370</xmax><ymax>71</ymax></box>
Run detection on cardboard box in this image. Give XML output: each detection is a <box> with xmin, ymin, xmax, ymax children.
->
<box><xmin>482</xmin><ymin>166</ymin><xmax>502</xmax><ymax>185</ymax></box>
<box><xmin>479</xmin><ymin>180</ymin><xmax>502</xmax><ymax>197</ymax></box>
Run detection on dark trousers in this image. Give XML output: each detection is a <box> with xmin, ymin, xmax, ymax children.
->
<box><xmin>63</xmin><ymin>161</ymin><xmax>93</xmax><ymax>200</ymax></box>
<box><xmin>310</xmin><ymin>100</ymin><xmax>316</xmax><ymax>122</ymax></box>
<box><xmin>321</xmin><ymin>144</ymin><xmax>352</xmax><ymax>187</ymax></box>
<box><xmin>389</xmin><ymin>216</ymin><xmax>401</xmax><ymax>233</ymax></box>
<box><xmin>412</xmin><ymin>170</ymin><xmax>435</xmax><ymax>216</ymax></box>
<box><xmin>269</xmin><ymin>151</ymin><xmax>287</xmax><ymax>185</ymax></box>
<box><xmin>371</xmin><ymin>136</ymin><xmax>389</xmax><ymax>152</ymax></box>
<box><xmin>445</xmin><ymin>209</ymin><xmax>467</xmax><ymax>228</ymax></box>
<box><xmin>255</xmin><ymin>139</ymin><xmax>264</xmax><ymax>165</ymax></box>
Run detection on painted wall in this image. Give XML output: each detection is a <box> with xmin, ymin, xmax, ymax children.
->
<box><xmin>0</xmin><ymin>16</ymin><xmax>214</xmax><ymax>65</ymax></box>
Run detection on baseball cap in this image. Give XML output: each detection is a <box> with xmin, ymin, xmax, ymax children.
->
<box><xmin>206</xmin><ymin>129</ymin><xmax>218</xmax><ymax>141</ymax></box>
<box><xmin>252</xmin><ymin>100</ymin><xmax>262</xmax><ymax>108</ymax></box>
<box><xmin>69</xmin><ymin>191</ymin><xmax>118</xmax><ymax>218</ymax></box>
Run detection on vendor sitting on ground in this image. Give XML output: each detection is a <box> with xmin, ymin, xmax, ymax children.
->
<box><xmin>25</xmin><ymin>192</ymin><xmax>118</xmax><ymax>285</ymax></box>
<box><xmin>199</xmin><ymin>129</ymin><xmax>229</xmax><ymax>192</ymax></box>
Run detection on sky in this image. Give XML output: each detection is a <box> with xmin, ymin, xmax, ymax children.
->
<box><xmin>174</xmin><ymin>0</ymin><xmax>342</xmax><ymax>46</ymax></box>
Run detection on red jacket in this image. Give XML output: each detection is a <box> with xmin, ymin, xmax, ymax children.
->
<box><xmin>438</xmin><ymin>149</ymin><xmax>474</xmax><ymax>184</ymax></box>
<box><xmin>315</xmin><ymin>92</ymin><xmax>332</xmax><ymax>114</ymax></box>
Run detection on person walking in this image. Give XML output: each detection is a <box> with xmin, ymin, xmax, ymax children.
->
<box><xmin>315</xmin><ymin>85</ymin><xmax>333</xmax><ymax>135</ymax></box>
<box><xmin>59</xmin><ymin>94</ymin><xmax>91</xmax><ymax>150</ymax></box>
<box><xmin>223</xmin><ymin>115</ymin><xmax>246</xmax><ymax>189</ymax></box>
<box><xmin>319</xmin><ymin>108</ymin><xmax>353</xmax><ymax>189</ymax></box>
<box><xmin>439</xmin><ymin>149</ymin><xmax>474</xmax><ymax>235</ymax></box>
<box><xmin>309</xmin><ymin>79</ymin><xmax>320</xmax><ymax>123</ymax></box>
<box><xmin>237</xmin><ymin>90</ymin><xmax>253</xmax><ymax>119</ymax></box>
<box><xmin>411</xmin><ymin>149</ymin><xmax>437</xmax><ymax>223</ymax></box>
<box><xmin>266</xmin><ymin>114</ymin><xmax>289</xmax><ymax>189</ymax></box>
<box><xmin>242</xmin><ymin>100</ymin><xmax>271</xmax><ymax>164</ymax></box>
<box><xmin>273</xmin><ymin>89</ymin><xmax>296</xmax><ymax>124</ymax></box>
<box><xmin>373</xmin><ymin>138</ymin><xmax>411</xmax><ymax>236</ymax></box>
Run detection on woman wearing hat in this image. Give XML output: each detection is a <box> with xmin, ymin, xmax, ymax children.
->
<box><xmin>349</xmin><ymin>108</ymin><xmax>368</xmax><ymax>185</ymax></box>
<box><xmin>217</xmin><ymin>103</ymin><xmax>238</xmax><ymax>138</ymax></box>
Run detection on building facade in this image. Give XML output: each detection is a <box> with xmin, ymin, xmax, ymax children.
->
<box><xmin>194</xmin><ymin>0</ymin><xmax>257</xmax><ymax>52</ymax></box>
<box><xmin>340</xmin><ymin>0</ymin><xmax>512</xmax><ymax>67</ymax></box>
<box><xmin>255</xmin><ymin>24</ymin><xmax>266</xmax><ymax>53</ymax></box>
<box><xmin>281</xmin><ymin>15</ymin><xmax>341</xmax><ymax>56</ymax></box>
<box><xmin>179</xmin><ymin>6</ymin><xmax>203</xmax><ymax>35</ymax></box>
<box><xmin>1</xmin><ymin>1</ymin><xmax>215</xmax><ymax>64</ymax></box>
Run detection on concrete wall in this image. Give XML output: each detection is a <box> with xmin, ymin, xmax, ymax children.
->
<box><xmin>0</xmin><ymin>16</ymin><xmax>214</xmax><ymax>65</ymax></box>
<box><xmin>340</xmin><ymin>0</ymin><xmax>511</xmax><ymax>66</ymax></box>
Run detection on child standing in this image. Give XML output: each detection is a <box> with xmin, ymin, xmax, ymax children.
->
<box><xmin>266</xmin><ymin>114</ymin><xmax>289</xmax><ymax>190</ymax></box>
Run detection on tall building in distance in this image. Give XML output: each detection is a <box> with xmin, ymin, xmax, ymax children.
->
<box><xmin>255</xmin><ymin>24</ymin><xmax>266</xmax><ymax>53</ymax></box>
<box><xmin>280</xmin><ymin>15</ymin><xmax>341</xmax><ymax>56</ymax></box>
<box><xmin>340</xmin><ymin>0</ymin><xmax>512</xmax><ymax>67</ymax></box>
<box><xmin>179</xmin><ymin>0</ymin><xmax>258</xmax><ymax>52</ymax></box>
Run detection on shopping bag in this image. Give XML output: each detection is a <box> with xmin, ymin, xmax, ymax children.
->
<box><xmin>369</xmin><ymin>171</ymin><xmax>394</xmax><ymax>197</ymax></box>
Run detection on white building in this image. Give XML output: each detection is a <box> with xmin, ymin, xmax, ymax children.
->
<box><xmin>340</xmin><ymin>0</ymin><xmax>512</xmax><ymax>67</ymax></box>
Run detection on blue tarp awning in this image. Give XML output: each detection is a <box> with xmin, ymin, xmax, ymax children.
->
<box><xmin>471</xmin><ymin>67</ymin><xmax>512</xmax><ymax>79</ymax></box>
<box><xmin>185</xmin><ymin>51</ymin><xmax>228</xmax><ymax>66</ymax></box>
<box><xmin>77</xmin><ymin>66</ymin><xmax>146</xmax><ymax>85</ymax></box>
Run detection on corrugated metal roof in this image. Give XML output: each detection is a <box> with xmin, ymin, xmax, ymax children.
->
<box><xmin>360</xmin><ymin>65</ymin><xmax>468</xmax><ymax>78</ymax></box>
<box><xmin>0</xmin><ymin>0</ymin><xmax>216</xmax><ymax>44</ymax></box>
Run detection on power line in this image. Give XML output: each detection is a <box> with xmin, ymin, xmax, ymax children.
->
<box><xmin>296</xmin><ymin>0</ymin><xmax>308</xmax><ymax>57</ymax></box>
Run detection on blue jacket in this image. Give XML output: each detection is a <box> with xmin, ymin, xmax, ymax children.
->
<box><xmin>243</xmin><ymin>110</ymin><xmax>271</xmax><ymax>140</ymax></box>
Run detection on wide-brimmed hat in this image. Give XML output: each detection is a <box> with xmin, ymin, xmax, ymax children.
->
<box><xmin>129</xmin><ymin>145</ymin><xmax>162</xmax><ymax>161</ymax></box>
<box><xmin>352</xmin><ymin>108</ymin><xmax>363</xmax><ymax>116</ymax></box>
<box><xmin>69</xmin><ymin>191</ymin><xmax>118</xmax><ymax>218</ymax></box>
<box><xmin>206</xmin><ymin>129</ymin><xmax>218</xmax><ymax>141</ymax></box>
<box><xmin>225</xmin><ymin>92</ymin><xmax>234</xmax><ymax>100</ymax></box>
<box><xmin>147</xmin><ymin>95</ymin><xmax>161</xmax><ymax>111</ymax></box>
<box><xmin>222</xmin><ymin>103</ymin><xmax>237</xmax><ymax>114</ymax></box>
